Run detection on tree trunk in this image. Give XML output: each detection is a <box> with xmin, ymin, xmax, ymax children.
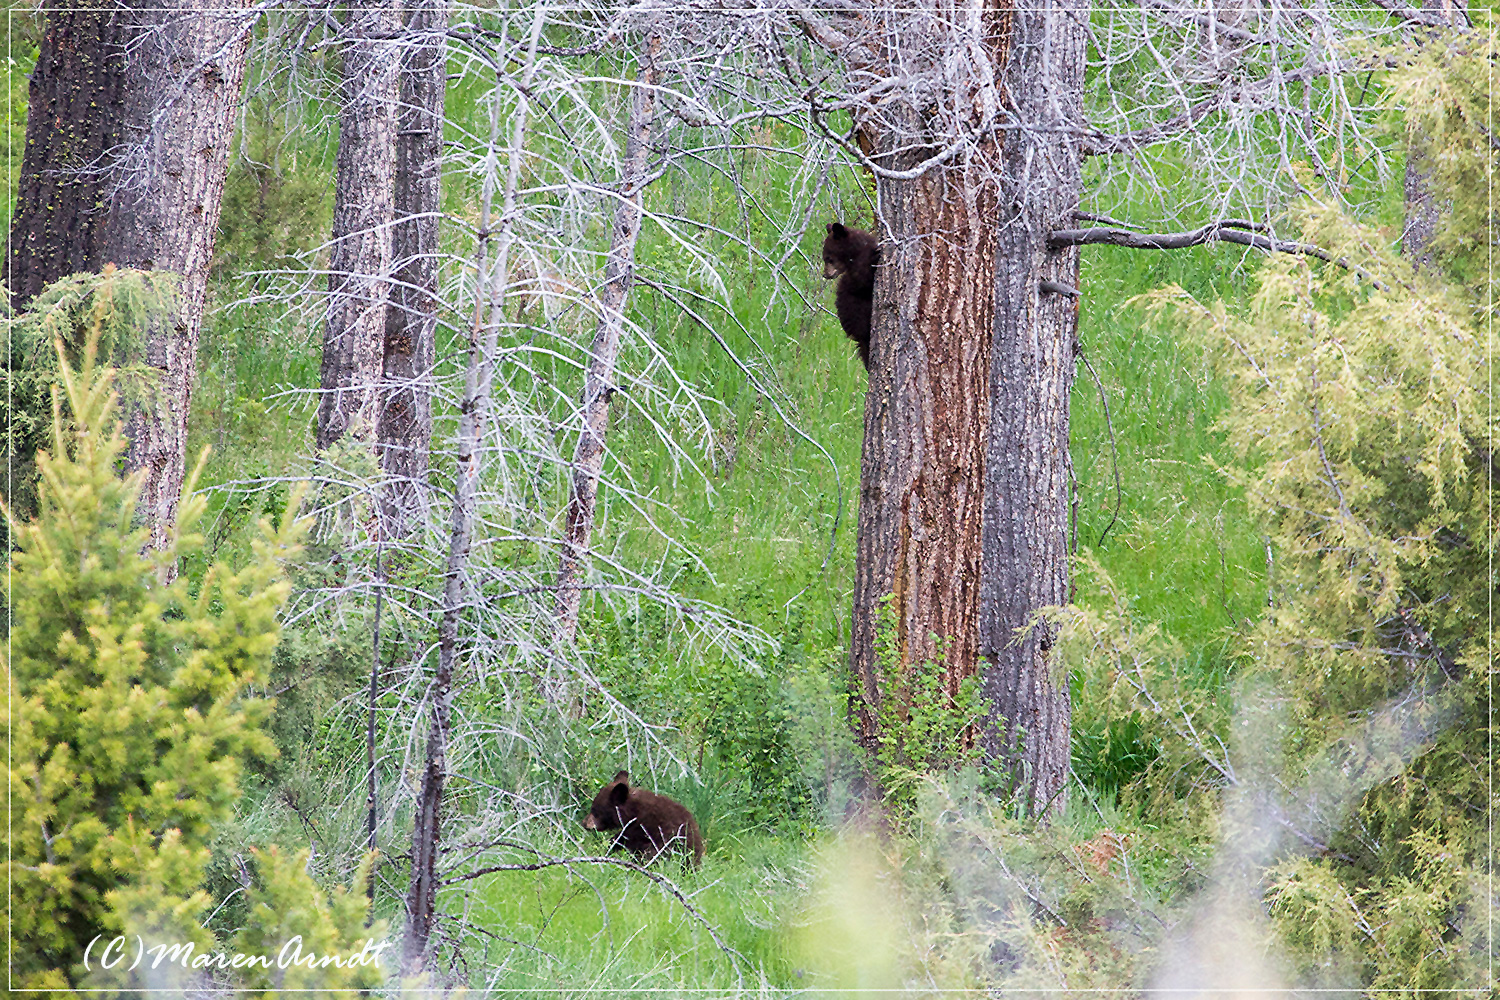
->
<box><xmin>377</xmin><ymin>0</ymin><xmax>447</xmax><ymax>535</ymax></box>
<box><xmin>1401</xmin><ymin>0</ymin><xmax>1467</xmax><ymax>269</ymax></box>
<box><xmin>404</xmin><ymin>13</ymin><xmax>541</xmax><ymax>969</ymax></box>
<box><xmin>6</xmin><ymin>3</ymin><xmax>249</xmax><ymax>548</ymax></box>
<box><xmin>91</xmin><ymin>3</ymin><xmax>250</xmax><ymax>552</ymax></box>
<box><xmin>976</xmin><ymin>2</ymin><xmax>1087</xmax><ymax>820</ymax></box>
<box><xmin>5</xmin><ymin>4</ymin><xmax>127</xmax><ymax>308</ymax></box>
<box><xmin>553</xmin><ymin>35</ymin><xmax>661</xmax><ymax>643</ymax></box>
<box><xmin>849</xmin><ymin>0</ymin><xmax>1084</xmax><ymax>819</ymax></box>
<box><xmin>6</xmin><ymin>3</ymin><xmax>250</xmax><ymax>548</ymax></box>
<box><xmin>850</xmin><ymin>118</ymin><xmax>1000</xmax><ymax>765</ymax></box>
<box><xmin>317</xmin><ymin>2</ymin><xmax>401</xmax><ymax>452</ymax></box>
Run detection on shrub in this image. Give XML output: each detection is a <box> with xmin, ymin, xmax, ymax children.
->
<box><xmin>3</xmin><ymin>289</ymin><xmax>381</xmax><ymax>990</ymax></box>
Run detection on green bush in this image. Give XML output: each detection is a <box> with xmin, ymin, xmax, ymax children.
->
<box><xmin>2</xmin><ymin>283</ymin><xmax>381</xmax><ymax>990</ymax></box>
<box><xmin>871</xmin><ymin>596</ymin><xmax>994</xmax><ymax>809</ymax></box>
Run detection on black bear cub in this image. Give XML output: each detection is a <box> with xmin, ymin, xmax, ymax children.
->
<box><xmin>822</xmin><ymin>221</ymin><xmax>878</xmax><ymax>369</ymax></box>
<box><xmin>582</xmin><ymin>771</ymin><xmax>705</xmax><ymax>866</ymax></box>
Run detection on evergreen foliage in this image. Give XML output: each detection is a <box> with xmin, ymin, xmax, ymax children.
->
<box><xmin>2</xmin><ymin>291</ymin><xmax>380</xmax><ymax>990</ymax></box>
<box><xmin>0</xmin><ymin>267</ymin><xmax>173</xmax><ymax>532</ymax></box>
<box><xmin>1129</xmin><ymin>38</ymin><xmax>1497</xmax><ymax>984</ymax></box>
<box><xmin>1389</xmin><ymin>32</ymin><xmax>1499</xmax><ymax>307</ymax></box>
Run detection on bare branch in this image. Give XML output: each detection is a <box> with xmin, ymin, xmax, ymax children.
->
<box><xmin>1048</xmin><ymin>221</ymin><xmax>1390</xmax><ymax>290</ymax></box>
<box><xmin>1139</xmin><ymin>0</ymin><xmax>1271</xmax><ymax>46</ymax></box>
<box><xmin>1082</xmin><ymin>95</ymin><xmax>1221</xmax><ymax>156</ymax></box>
<box><xmin>1364</xmin><ymin>0</ymin><xmax>1459</xmax><ymax>28</ymax></box>
<box><xmin>789</xmin><ymin>8</ymin><xmax>865</xmax><ymax>61</ymax></box>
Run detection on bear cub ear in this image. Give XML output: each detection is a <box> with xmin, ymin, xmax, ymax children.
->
<box><xmin>827</xmin><ymin>222</ymin><xmax>847</xmax><ymax>238</ymax></box>
<box><xmin>610</xmin><ymin>780</ymin><xmax>631</xmax><ymax>805</ymax></box>
<box><xmin>612</xmin><ymin>770</ymin><xmax>629</xmax><ymax>785</ymax></box>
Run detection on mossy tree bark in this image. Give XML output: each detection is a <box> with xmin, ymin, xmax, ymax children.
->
<box><xmin>317</xmin><ymin>2</ymin><xmax>401</xmax><ymax>452</ymax></box>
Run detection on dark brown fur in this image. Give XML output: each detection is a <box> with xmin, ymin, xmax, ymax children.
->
<box><xmin>821</xmin><ymin>221</ymin><xmax>878</xmax><ymax>369</ymax></box>
<box><xmin>582</xmin><ymin>771</ymin><xmax>705</xmax><ymax>865</ymax></box>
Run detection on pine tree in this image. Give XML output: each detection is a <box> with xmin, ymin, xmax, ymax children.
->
<box><xmin>1136</xmin><ymin>36</ymin><xmax>1498</xmax><ymax>985</ymax></box>
<box><xmin>4</xmin><ymin>274</ymin><xmax>380</xmax><ymax>990</ymax></box>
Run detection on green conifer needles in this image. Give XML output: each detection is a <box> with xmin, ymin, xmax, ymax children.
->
<box><xmin>2</xmin><ymin>294</ymin><xmax>328</xmax><ymax>988</ymax></box>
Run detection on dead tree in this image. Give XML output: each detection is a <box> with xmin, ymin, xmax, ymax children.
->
<box><xmin>317</xmin><ymin>2</ymin><xmax>401</xmax><ymax>452</ymax></box>
<box><xmin>8</xmin><ymin>3</ymin><xmax>252</xmax><ymax>550</ymax></box>
<box><xmin>378</xmin><ymin>0</ymin><xmax>449</xmax><ymax>535</ymax></box>
<box><xmin>553</xmin><ymin>34</ymin><xmax>662</xmax><ymax>644</ymax></box>
<box><xmin>403</xmin><ymin>10</ymin><xmax>544</xmax><ymax>972</ymax></box>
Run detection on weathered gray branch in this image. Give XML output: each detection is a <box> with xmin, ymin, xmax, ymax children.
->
<box><xmin>403</xmin><ymin>7</ymin><xmax>546</xmax><ymax>976</ymax></box>
<box><xmin>554</xmin><ymin>34</ymin><xmax>662</xmax><ymax>646</ymax></box>
<box><xmin>1048</xmin><ymin>221</ymin><xmax>1389</xmax><ymax>290</ymax></box>
<box><xmin>1081</xmin><ymin>95</ymin><xmax>1221</xmax><ymax>156</ymax></box>
<box><xmin>1366</xmin><ymin>0</ymin><xmax>1461</xmax><ymax>28</ymax></box>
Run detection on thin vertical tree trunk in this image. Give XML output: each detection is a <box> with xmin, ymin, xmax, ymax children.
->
<box><xmin>317</xmin><ymin>2</ymin><xmax>401</xmax><ymax>452</ymax></box>
<box><xmin>367</xmin><ymin>0</ymin><xmax>447</xmax><ymax>889</ymax></box>
<box><xmin>553</xmin><ymin>35</ymin><xmax>661</xmax><ymax>642</ymax></box>
<box><xmin>378</xmin><ymin>0</ymin><xmax>448</xmax><ymax>534</ymax></box>
<box><xmin>977</xmin><ymin>2</ymin><xmax>1087</xmax><ymax>820</ymax></box>
<box><xmin>404</xmin><ymin>12</ymin><xmax>544</xmax><ymax>973</ymax></box>
<box><xmin>1401</xmin><ymin>0</ymin><xmax>1466</xmax><ymax>269</ymax></box>
<box><xmin>95</xmin><ymin>2</ymin><xmax>252</xmax><ymax>552</ymax></box>
<box><xmin>5</xmin><ymin>4</ymin><xmax>127</xmax><ymax>308</ymax></box>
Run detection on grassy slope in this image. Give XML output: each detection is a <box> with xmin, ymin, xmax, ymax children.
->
<box><xmin>2</xmin><ymin>51</ymin><xmax>1267</xmax><ymax>985</ymax></box>
<box><xmin>187</xmin><ymin>146</ymin><xmax>1267</xmax><ymax>989</ymax></box>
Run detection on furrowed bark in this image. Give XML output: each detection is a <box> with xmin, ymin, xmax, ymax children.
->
<box><xmin>844</xmin><ymin>0</ymin><xmax>1083</xmax><ymax>819</ymax></box>
<box><xmin>849</xmin><ymin>17</ymin><xmax>1003</xmax><ymax>764</ymax></box>
<box><xmin>8</xmin><ymin>3</ymin><xmax>250</xmax><ymax>550</ymax></box>
<box><xmin>317</xmin><ymin>2</ymin><xmax>401</xmax><ymax>452</ymax></box>
<box><xmin>6</xmin><ymin>4</ymin><xmax>127</xmax><ymax>307</ymax></box>
<box><xmin>378</xmin><ymin>0</ymin><xmax>448</xmax><ymax>536</ymax></box>
<box><xmin>367</xmin><ymin>0</ymin><xmax>449</xmax><ymax>899</ymax></box>
<box><xmin>96</xmin><ymin>2</ymin><xmax>252</xmax><ymax>553</ymax></box>
<box><xmin>553</xmin><ymin>34</ymin><xmax>661</xmax><ymax>643</ymax></box>
<box><xmin>404</xmin><ymin>11</ymin><xmax>544</xmax><ymax>973</ymax></box>
<box><xmin>976</xmin><ymin>0</ymin><xmax>1086</xmax><ymax>821</ymax></box>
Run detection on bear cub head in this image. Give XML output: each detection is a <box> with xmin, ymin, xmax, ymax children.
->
<box><xmin>583</xmin><ymin>770</ymin><xmax>705</xmax><ymax>866</ymax></box>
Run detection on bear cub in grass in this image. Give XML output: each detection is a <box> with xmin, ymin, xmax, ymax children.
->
<box><xmin>822</xmin><ymin>221</ymin><xmax>878</xmax><ymax>369</ymax></box>
<box><xmin>583</xmin><ymin>771</ymin><xmax>705</xmax><ymax>866</ymax></box>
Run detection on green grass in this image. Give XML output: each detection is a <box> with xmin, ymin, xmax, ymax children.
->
<box><xmin>182</xmin><ymin>83</ymin><xmax>1289</xmax><ymax>990</ymax></box>
<box><xmin>458</xmin><ymin>835</ymin><xmax>809</xmax><ymax>993</ymax></box>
